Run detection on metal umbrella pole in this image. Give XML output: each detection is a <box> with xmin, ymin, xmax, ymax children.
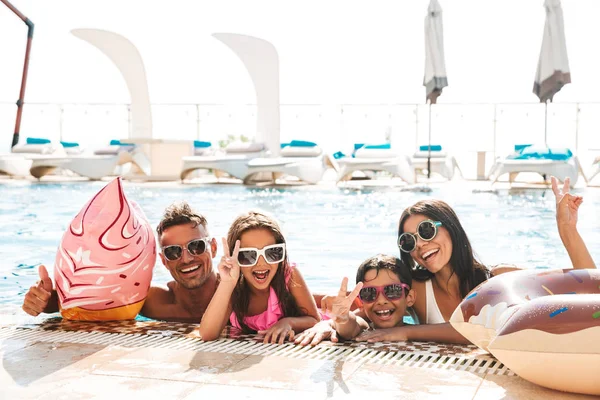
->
<box><xmin>1</xmin><ymin>0</ymin><xmax>34</xmax><ymax>149</ymax></box>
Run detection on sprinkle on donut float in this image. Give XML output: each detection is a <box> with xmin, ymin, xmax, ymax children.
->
<box><xmin>54</xmin><ymin>177</ymin><xmax>156</xmax><ymax>321</ymax></box>
<box><xmin>450</xmin><ymin>268</ymin><xmax>600</xmax><ymax>395</ymax></box>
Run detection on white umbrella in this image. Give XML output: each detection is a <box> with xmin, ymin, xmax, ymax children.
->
<box><xmin>423</xmin><ymin>0</ymin><xmax>448</xmax><ymax>178</ymax></box>
<box><xmin>533</xmin><ymin>0</ymin><xmax>571</xmax><ymax>146</ymax></box>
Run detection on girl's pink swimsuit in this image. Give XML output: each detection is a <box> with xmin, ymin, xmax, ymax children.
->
<box><xmin>229</xmin><ymin>264</ymin><xmax>328</xmax><ymax>332</ymax></box>
<box><xmin>230</xmin><ymin>285</ymin><xmax>285</xmax><ymax>331</ymax></box>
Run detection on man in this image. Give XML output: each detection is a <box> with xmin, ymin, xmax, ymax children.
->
<box><xmin>22</xmin><ymin>201</ymin><xmax>220</xmax><ymax>323</ymax></box>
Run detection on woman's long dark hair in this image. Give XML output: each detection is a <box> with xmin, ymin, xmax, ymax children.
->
<box><xmin>398</xmin><ymin>200</ymin><xmax>490</xmax><ymax>298</ymax></box>
<box><xmin>227</xmin><ymin>210</ymin><xmax>302</xmax><ymax>333</ymax></box>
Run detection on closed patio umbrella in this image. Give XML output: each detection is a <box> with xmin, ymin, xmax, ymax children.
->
<box><xmin>533</xmin><ymin>0</ymin><xmax>571</xmax><ymax>146</ymax></box>
<box><xmin>423</xmin><ymin>0</ymin><xmax>448</xmax><ymax>178</ymax></box>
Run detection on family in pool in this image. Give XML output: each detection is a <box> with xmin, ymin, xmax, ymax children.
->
<box><xmin>22</xmin><ymin>176</ymin><xmax>597</xmax><ymax>345</ymax></box>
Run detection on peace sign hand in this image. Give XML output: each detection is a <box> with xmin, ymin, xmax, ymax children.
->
<box><xmin>551</xmin><ymin>176</ymin><xmax>583</xmax><ymax>229</ymax></box>
<box><xmin>218</xmin><ymin>238</ymin><xmax>241</xmax><ymax>285</ymax></box>
<box><xmin>330</xmin><ymin>277</ymin><xmax>363</xmax><ymax>323</ymax></box>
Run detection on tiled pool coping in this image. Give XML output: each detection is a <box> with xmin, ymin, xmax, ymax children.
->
<box><xmin>0</xmin><ymin>318</ymin><xmax>594</xmax><ymax>399</ymax></box>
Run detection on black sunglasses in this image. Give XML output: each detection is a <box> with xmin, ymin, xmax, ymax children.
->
<box><xmin>161</xmin><ymin>238</ymin><xmax>211</xmax><ymax>261</ymax></box>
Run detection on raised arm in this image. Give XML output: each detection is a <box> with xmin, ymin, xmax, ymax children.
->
<box><xmin>198</xmin><ymin>238</ymin><xmax>240</xmax><ymax>341</ymax></box>
<box><xmin>22</xmin><ymin>265</ymin><xmax>59</xmax><ymax>316</ymax></box>
<box><xmin>552</xmin><ymin>177</ymin><xmax>596</xmax><ymax>269</ymax></box>
<box><xmin>329</xmin><ymin>277</ymin><xmax>366</xmax><ymax>340</ymax></box>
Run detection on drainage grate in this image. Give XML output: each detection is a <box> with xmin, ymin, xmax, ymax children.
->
<box><xmin>0</xmin><ymin>325</ymin><xmax>513</xmax><ymax>375</ymax></box>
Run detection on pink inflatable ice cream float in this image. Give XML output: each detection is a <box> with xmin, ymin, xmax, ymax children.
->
<box><xmin>54</xmin><ymin>177</ymin><xmax>156</xmax><ymax>320</ymax></box>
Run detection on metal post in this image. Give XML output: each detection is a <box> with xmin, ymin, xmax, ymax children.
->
<box><xmin>1</xmin><ymin>0</ymin><xmax>34</xmax><ymax>148</ymax></box>
<box><xmin>427</xmin><ymin>101</ymin><xmax>432</xmax><ymax>179</ymax></box>
<box><xmin>575</xmin><ymin>103</ymin><xmax>580</xmax><ymax>155</ymax></box>
<box><xmin>127</xmin><ymin>105</ymin><xmax>132</xmax><ymax>139</ymax></box>
<box><xmin>196</xmin><ymin>104</ymin><xmax>201</xmax><ymax>140</ymax></box>
<box><xmin>415</xmin><ymin>104</ymin><xmax>419</xmax><ymax>151</ymax></box>
<box><xmin>544</xmin><ymin>100</ymin><xmax>549</xmax><ymax>147</ymax></box>
<box><xmin>492</xmin><ymin>104</ymin><xmax>497</xmax><ymax>162</ymax></box>
<box><xmin>59</xmin><ymin>105</ymin><xmax>64</xmax><ymax>142</ymax></box>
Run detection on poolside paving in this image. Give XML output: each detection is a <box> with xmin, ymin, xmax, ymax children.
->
<box><xmin>0</xmin><ymin>316</ymin><xmax>596</xmax><ymax>399</ymax></box>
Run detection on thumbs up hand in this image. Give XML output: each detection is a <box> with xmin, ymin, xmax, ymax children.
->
<box><xmin>22</xmin><ymin>265</ymin><xmax>54</xmax><ymax>316</ymax></box>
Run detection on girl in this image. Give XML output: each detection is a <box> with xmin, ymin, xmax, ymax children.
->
<box><xmin>198</xmin><ymin>210</ymin><xmax>320</xmax><ymax>343</ymax></box>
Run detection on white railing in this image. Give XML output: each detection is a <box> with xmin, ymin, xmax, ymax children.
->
<box><xmin>1</xmin><ymin>102</ymin><xmax>600</xmax><ymax>179</ymax></box>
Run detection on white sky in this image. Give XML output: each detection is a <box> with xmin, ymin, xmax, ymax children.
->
<box><xmin>1</xmin><ymin>0</ymin><xmax>600</xmax><ymax>106</ymax></box>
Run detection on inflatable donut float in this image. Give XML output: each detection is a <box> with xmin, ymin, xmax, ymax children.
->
<box><xmin>450</xmin><ymin>268</ymin><xmax>600</xmax><ymax>395</ymax></box>
<box><xmin>54</xmin><ymin>177</ymin><xmax>156</xmax><ymax>321</ymax></box>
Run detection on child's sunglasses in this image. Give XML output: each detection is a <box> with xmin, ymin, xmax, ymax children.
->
<box><xmin>358</xmin><ymin>283</ymin><xmax>410</xmax><ymax>303</ymax></box>
<box><xmin>237</xmin><ymin>243</ymin><xmax>286</xmax><ymax>267</ymax></box>
<box><xmin>398</xmin><ymin>220</ymin><xmax>442</xmax><ymax>253</ymax></box>
<box><xmin>161</xmin><ymin>238</ymin><xmax>211</xmax><ymax>261</ymax></box>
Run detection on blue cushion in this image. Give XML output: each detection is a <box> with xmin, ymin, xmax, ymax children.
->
<box><xmin>280</xmin><ymin>143</ymin><xmax>290</xmax><ymax>148</ymax></box>
<box><xmin>193</xmin><ymin>140</ymin><xmax>211</xmax><ymax>148</ymax></box>
<box><xmin>60</xmin><ymin>141</ymin><xmax>79</xmax><ymax>148</ymax></box>
<box><xmin>419</xmin><ymin>145</ymin><xmax>442</xmax><ymax>152</ymax></box>
<box><xmin>109</xmin><ymin>139</ymin><xmax>135</xmax><ymax>147</ymax></box>
<box><xmin>289</xmin><ymin>140</ymin><xmax>317</xmax><ymax>147</ymax></box>
<box><xmin>509</xmin><ymin>146</ymin><xmax>573</xmax><ymax>161</ymax></box>
<box><xmin>514</xmin><ymin>144</ymin><xmax>532</xmax><ymax>153</ymax></box>
<box><xmin>26</xmin><ymin>137</ymin><xmax>51</xmax><ymax>145</ymax></box>
<box><xmin>353</xmin><ymin>143</ymin><xmax>365</xmax><ymax>151</ymax></box>
<box><xmin>364</xmin><ymin>143</ymin><xmax>391</xmax><ymax>150</ymax></box>
<box><xmin>333</xmin><ymin>151</ymin><xmax>346</xmax><ymax>159</ymax></box>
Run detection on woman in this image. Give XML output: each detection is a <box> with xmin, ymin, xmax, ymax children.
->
<box><xmin>296</xmin><ymin>179</ymin><xmax>595</xmax><ymax>345</ymax></box>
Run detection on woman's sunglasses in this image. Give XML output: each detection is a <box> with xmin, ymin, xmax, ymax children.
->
<box><xmin>359</xmin><ymin>283</ymin><xmax>410</xmax><ymax>303</ymax></box>
<box><xmin>398</xmin><ymin>220</ymin><xmax>442</xmax><ymax>253</ymax></box>
<box><xmin>161</xmin><ymin>238</ymin><xmax>211</xmax><ymax>261</ymax></box>
<box><xmin>237</xmin><ymin>243</ymin><xmax>286</xmax><ymax>267</ymax></box>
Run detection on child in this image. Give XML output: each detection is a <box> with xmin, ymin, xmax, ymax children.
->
<box><xmin>329</xmin><ymin>254</ymin><xmax>416</xmax><ymax>340</ymax></box>
<box><xmin>198</xmin><ymin>210</ymin><xmax>320</xmax><ymax>343</ymax></box>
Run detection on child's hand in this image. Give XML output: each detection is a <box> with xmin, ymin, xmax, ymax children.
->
<box><xmin>551</xmin><ymin>176</ymin><xmax>583</xmax><ymax>229</ymax></box>
<box><xmin>330</xmin><ymin>277</ymin><xmax>363</xmax><ymax>323</ymax></box>
<box><xmin>294</xmin><ymin>320</ymin><xmax>338</xmax><ymax>346</ymax></box>
<box><xmin>258</xmin><ymin>319</ymin><xmax>294</xmax><ymax>344</ymax></box>
<box><xmin>217</xmin><ymin>238</ymin><xmax>241</xmax><ymax>285</ymax></box>
<box><xmin>355</xmin><ymin>326</ymin><xmax>408</xmax><ymax>343</ymax></box>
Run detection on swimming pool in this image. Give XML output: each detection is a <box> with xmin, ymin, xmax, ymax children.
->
<box><xmin>1</xmin><ymin>180</ymin><xmax>599</xmax><ymax>311</ymax></box>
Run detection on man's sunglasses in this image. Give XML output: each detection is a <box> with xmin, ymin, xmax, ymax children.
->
<box><xmin>161</xmin><ymin>238</ymin><xmax>211</xmax><ymax>261</ymax></box>
<box><xmin>398</xmin><ymin>220</ymin><xmax>442</xmax><ymax>253</ymax></box>
<box><xmin>237</xmin><ymin>243</ymin><xmax>286</xmax><ymax>267</ymax></box>
<box><xmin>358</xmin><ymin>283</ymin><xmax>410</xmax><ymax>303</ymax></box>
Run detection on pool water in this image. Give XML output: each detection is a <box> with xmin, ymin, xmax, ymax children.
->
<box><xmin>1</xmin><ymin>180</ymin><xmax>598</xmax><ymax>311</ymax></box>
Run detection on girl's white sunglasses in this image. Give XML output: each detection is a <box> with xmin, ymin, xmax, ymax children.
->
<box><xmin>237</xmin><ymin>243</ymin><xmax>286</xmax><ymax>267</ymax></box>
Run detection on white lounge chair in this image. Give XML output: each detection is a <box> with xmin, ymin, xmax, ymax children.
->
<box><xmin>180</xmin><ymin>141</ymin><xmax>267</xmax><ymax>182</ymax></box>
<box><xmin>243</xmin><ymin>140</ymin><xmax>338</xmax><ymax>185</ymax></box>
<box><xmin>410</xmin><ymin>145</ymin><xmax>461</xmax><ymax>181</ymax></box>
<box><xmin>29</xmin><ymin>140</ymin><xmax>150</xmax><ymax>180</ymax></box>
<box><xmin>336</xmin><ymin>144</ymin><xmax>415</xmax><ymax>184</ymax></box>
<box><xmin>487</xmin><ymin>145</ymin><xmax>585</xmax><ymax>187</ymax></box>
<box><xmin>0</xmin><ymin>138</ymin><xmax>65</xmax><ymax>178</ymax></box>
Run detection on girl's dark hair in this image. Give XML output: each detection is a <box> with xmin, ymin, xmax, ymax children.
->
<box><xmin>398</xmin><ymin>200</ymin><xmax>490</xmax><ymax>298</ymax></box>
<box><xmin>356</xmin><ymin>254</ymin><xmax>412</xmax><ymax>290</ymax></box>
<box><xmin>227</xmin><ymin>210</ymin><xmax>302</xmax><ymax>333</ymax></box>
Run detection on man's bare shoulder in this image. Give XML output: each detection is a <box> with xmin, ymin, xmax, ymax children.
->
<box><xmin>139</xmin><ymin>283</ymin><xmax>176</xmax><ymax>319</ymax></box>
<box><xmin>148</xmin><ymin>283</ymin><xmax>176</xmax><ymax>300</ymax></box>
